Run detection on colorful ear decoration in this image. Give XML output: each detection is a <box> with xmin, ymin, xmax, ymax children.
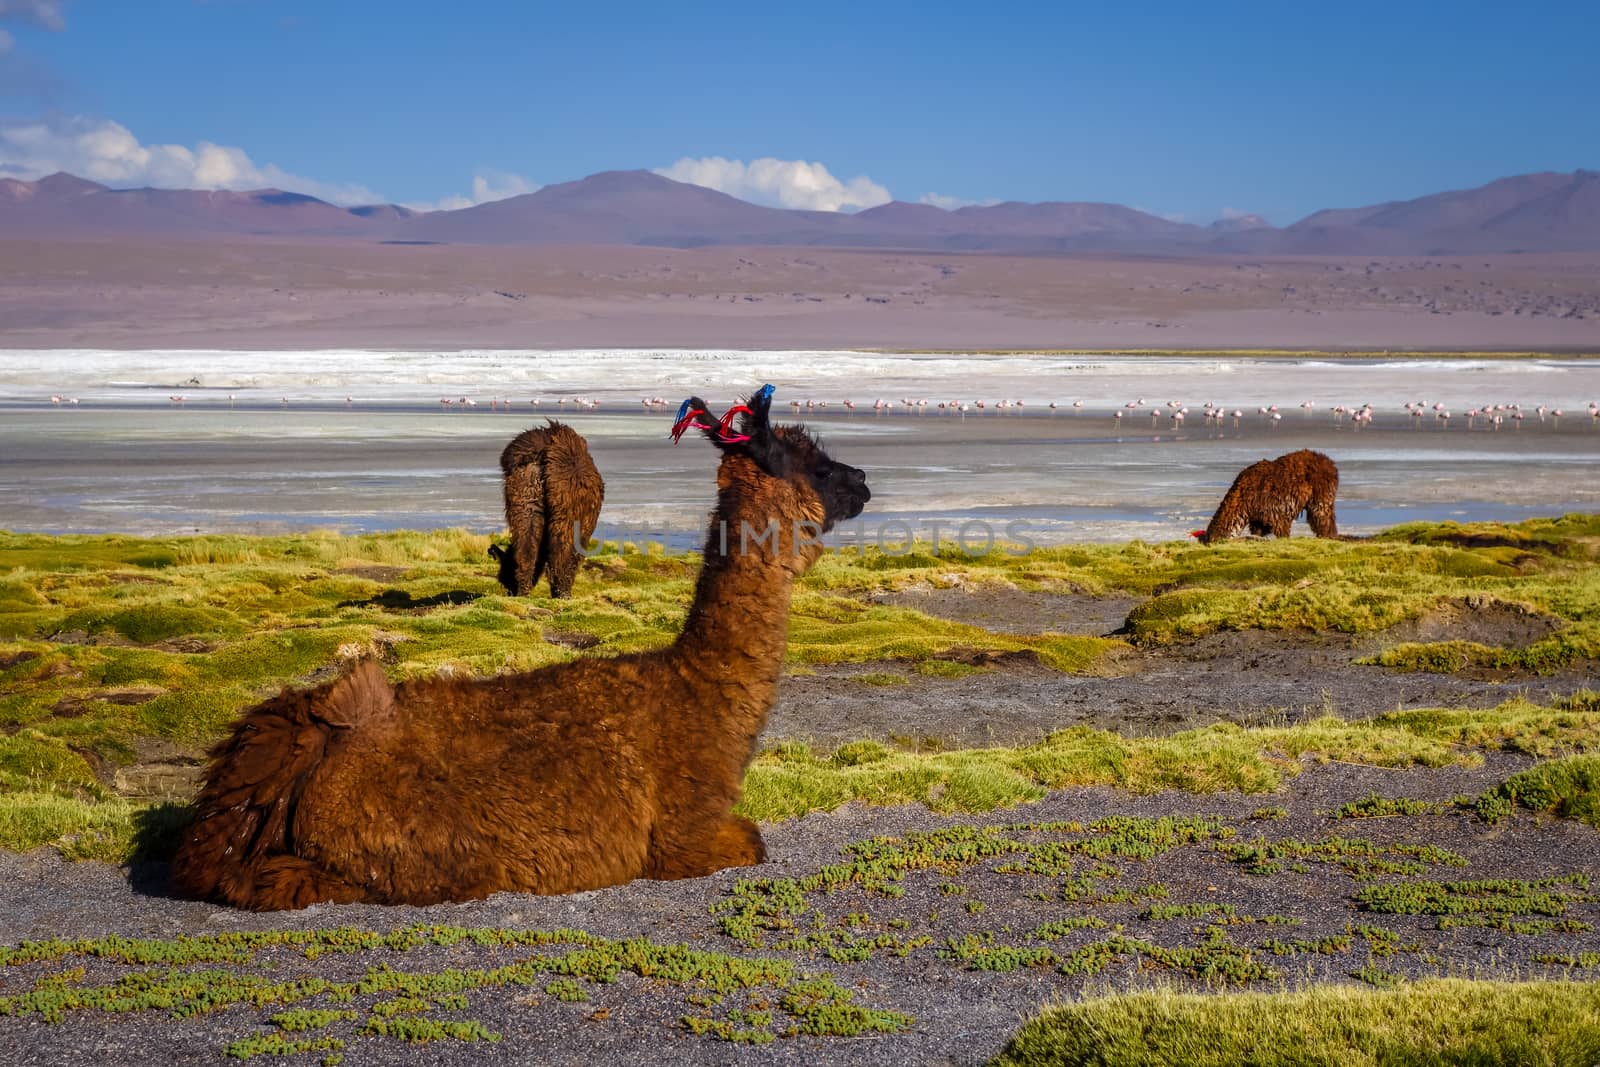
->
<box><xmin>1189</xmin><ymin>529</ymin><xmax>1208</xmax><ymax>539</ymax></box>
<box><xmin>712</xmin><ymin>384</ymin><xmax>776</xmax><ymax>443</ymax></box>
<box><xmin>715</xmin><ymin>404</ymin><xmax>753</xmax><ymax>443</ymax></box>
<box><xmin>670</xmin><ymin>386</ymin><xmax>779</xmax><ymax>446</ymax></box>
<box><xmin>669</xmin><ymin>398</ymin><xmax>710</xmax><ymax>443</ymax></box>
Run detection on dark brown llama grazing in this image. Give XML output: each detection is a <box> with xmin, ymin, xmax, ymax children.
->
<box><xmin>171</xmin><ymin>385</ymin><xmax>870</xmax><ymax>910</ymax></box>
<box><xmin>492</xmin><ymin>421</ymin><xmax>603</xmax><ymax>598</ymax></box>
<box><xmin>1191</xmin><ymin>449</ymin><xmax>1339</xmax><ymax>544</ymax></box>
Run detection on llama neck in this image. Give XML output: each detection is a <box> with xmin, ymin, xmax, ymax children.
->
<box><xmin>672</xmin><ymin>489</ymin><xmax>811</xmax><ymax>730</ymax></box>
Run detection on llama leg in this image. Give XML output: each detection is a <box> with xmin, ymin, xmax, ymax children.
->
<box><xmin>545</xmin><ymin>548</ymin><xmax>580</xmax><ymax>599</ymax></box>
<box><xmin>1306</xmin><ymin>496</ymin><xmax>1338</xmax><ymax>538</ymax></box>
<box><xmin>505</xmin><ymin>464</ymin><xmax>546</xmax><ymax>595</ymax></box>
<box><xmin>242</xmin><ymin>854</ymin><xmax>371</xmax><ymax>911</ymax></box>
<box><xmin>647</xmin><ymin>816</ymin><xmax>766</xmax><ymax>881</ymax></box>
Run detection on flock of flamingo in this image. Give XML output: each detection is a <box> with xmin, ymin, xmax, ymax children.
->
<box><xmin>36</xmin><ymin>391</ymin><xmax>1600</xmax><ymax>427</ymax></box>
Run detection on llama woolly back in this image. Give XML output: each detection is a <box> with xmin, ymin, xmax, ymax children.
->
<box><xmin>489</xmin><ymin>420</ymin><xmax>603</xmax><ymax>598</ymax></box>
<box><xmin>171</xmin><ymin>385</ymin><xmax>870</xmax><ymax>911</ymax></box>
<box><xmin>1192</xmin><ymin>448</ymin><xmax>1339</xmax><ymax>544</ymax></box>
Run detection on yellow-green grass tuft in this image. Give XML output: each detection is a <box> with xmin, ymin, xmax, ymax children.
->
<box><xmin>990</xmin><ymin>979</ymin><xmax>1600</xmax><ymax>1067</ymax></box>
<box><xmin>1477</xmin><ymin>753</ymin><xmax>1600</xmax><ymax>828</ymax></box>
<box><xmin>733</xmin><ymin>695</ymin><xmax>1600</xmax><ymax>823</ymax></box>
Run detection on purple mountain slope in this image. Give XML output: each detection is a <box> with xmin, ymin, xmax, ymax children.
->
<box><xmin>1</xmin><ymin>168</ymin><xmax>1596</xmax><ymax>253</ymax></box>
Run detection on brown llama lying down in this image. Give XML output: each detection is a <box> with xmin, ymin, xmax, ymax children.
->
<box><xmin>1191</xmin><ymin>448</ymin><xmax>1339</xmax><ymax>544</ymax></box>
<box><xmin>171</xmin><ymin>385</ymin><xmax>870</xmax><ymax>910</ymax></box>
<box><xmin>491</xmin><ymin>421</ymin><xmax>604</xmax><ymax>598</ymax></box>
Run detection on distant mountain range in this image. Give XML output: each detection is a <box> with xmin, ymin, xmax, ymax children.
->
<box><xmin>3</xmin><ymin>167</ymin><xmax>1597</xmax><ymax>255</ymax></box>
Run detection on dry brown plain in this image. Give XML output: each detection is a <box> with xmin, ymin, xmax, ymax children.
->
<box><xmin>2</xmin><ymin>238</ymin><xmax>1599</xmax><ymax>351</ymax></box>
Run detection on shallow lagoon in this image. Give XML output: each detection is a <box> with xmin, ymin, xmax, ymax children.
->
<box><xmin>0</xmin><ymin>350</ymin><xmax>1596</xmax><ymax>543</ymax></box>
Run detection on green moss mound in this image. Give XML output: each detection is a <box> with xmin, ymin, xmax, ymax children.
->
<box><xmin>1478</xmin><ymin>754</ymin><xmax>1600</xmax><ymax>828</ymax></box>
<box><xmin>991</xmin><ymin>979</ymin><xmax>1600</xmax><ymax>1067</ymax></box>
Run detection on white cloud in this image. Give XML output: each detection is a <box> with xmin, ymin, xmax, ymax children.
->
<box><xmin>918</xmin><ymin>192</ymin><xmax>1001</xmax><ymax>210</ymax></box>
<box><xmin>0</xmin><ymin>0</ymin><xmax>65</xmax><ymax>32</ymax></box>
<box><xmin>655</xmin><ymin>155</ymin><xmax>891</xmax><ymax>213</ymax></box>
<box><xmin>404</xmin><ymin>169</ymin><xmax>540</xmax><ymax>212</ymax></box>
<box><xmin>0</xmin><ymin>114</ymin><xmax>381</xmax><ymax>204</ymax></box>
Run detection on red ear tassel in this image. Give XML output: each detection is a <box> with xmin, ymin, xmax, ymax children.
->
<box><xmin>1189</xmin><ymin>529</ymin><xmax>1207</xmax><ymax>539</ymax></box>
<box><xmin>716</xmin><ymin>403</ymin><xmax>753</xmax><ymax>444</ymax></box>
<box><xmin>670</xmin><ymin>400</ymin><xmax>758</xmax><ymax>444</ymax></box>
<box><xmin>669</xmin><ymin>407</ymin><xmax>708</xmax><ymax>443</ymax></box>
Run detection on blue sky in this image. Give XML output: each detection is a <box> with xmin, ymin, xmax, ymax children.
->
<box><xmin>1</xmin><ymin>1</ymin><xmax>1596</xmax><ymax>222</ymax></box>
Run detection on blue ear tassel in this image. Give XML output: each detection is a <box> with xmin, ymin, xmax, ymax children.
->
<box><xmin>673</xmin><ymin>398</ymin><xmax>695</xmax><ymax>424</ymax></box>
<box><xmin>753</xmin><ymin>383</ymin><xmax>776</xmax><ymax>405</ymax></box>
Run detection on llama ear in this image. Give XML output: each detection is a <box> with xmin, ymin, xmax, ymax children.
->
<box><xmin>730</xmin><ymin>384</ymin><xmax>779</xmax><ymax>466</ymax></box>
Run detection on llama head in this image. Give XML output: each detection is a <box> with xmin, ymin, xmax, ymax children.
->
<box><xmin>673</xmin><ymin>386</ymin><xmax>871</xmax><ymax>555</ymax></box>
<box><xmin>487</xmin><ymin>543</ymin><xmax>517</xmax><ymax>593</ymax></box>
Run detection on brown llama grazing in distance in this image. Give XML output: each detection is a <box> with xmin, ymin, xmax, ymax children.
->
<box><xmin>1191</xmin><ymin>449</ymin><xmax>1339</xmax><ymax>545</ymax></box>
<box><xmin>491</xmin><ymin>421</ymin><xmax>604</xmax><ymax>598</ymax></box>
<box><xmin>171</xmin><ymin>385</ymin><xmax>870</xmax><ymax>911</ymax></box>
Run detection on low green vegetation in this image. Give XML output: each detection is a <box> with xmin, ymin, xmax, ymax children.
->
<box><xmin>0</xmin><ymin>924</ymin><xmax>911</xmax><ymax>1053</ymax></box>
<box><xmin>1215</xmin><ymin>834</ymin><xmax>1469</xmax><ymax>879</ymax></box>
<box><xmin>807</xmin><ymin>513</ymin><xmax>1600</xmax><ymax>651</ymax></box>
<box><xmin>1476</xmin><ymin>754</ymin><xmax>1600</xmax><ymax>828</ymax></box>
<box><xmin>736</xmin><ymin>692</ymin><xmax>1600</xmax><ymax>822</ymax></box>
<box><xmin>1353</xmin><ymin>874</ymin><xmax>1594</xmax><ymax>934</ymax></box>
<box><xmin>991</xmin><ymin>979</ymin><xmax>1600</xmax><ymax>1067</ymax></box>
<box><xmin>2</xmin><ymin>518</ymin><xmax>1599</xmax><ymax>858</ymax></box>
<box><xmin>1328</xmin><ymin>793</ymin><xmax>1452</xmax><ymax>819</ymax></box>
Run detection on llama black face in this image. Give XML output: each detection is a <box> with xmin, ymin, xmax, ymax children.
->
<box><xmin>811</xmin><ymin>456</ymin><xmax>870</xmax><ymax>527</ymax></box>
<box><xmin>487</xmin><ymin>543</ymin><xmax>516</xmax><ymax>594</ymax></box>
<box><xmin>781</xmin><ymin>428</ymin><xmax>869</xmax><ymax>530</ymax></box>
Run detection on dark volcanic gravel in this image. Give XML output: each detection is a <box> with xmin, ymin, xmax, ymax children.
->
<box><xmin>3</xmin><ymin>757</ymin><xmax>1598</xmax><ymax>1067</ymax></box>
<box><xmin>3</xmin><ymin>591</ymin><xmax>1598</xmax><ymax>1066</ymax></box>
<box><xmin>769</xmin><ymin>588</ymin><xmax>1594</xmax><ymax>750</ymax></box>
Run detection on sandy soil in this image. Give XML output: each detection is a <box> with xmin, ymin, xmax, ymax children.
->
<box><xmin>2</xmin><ymin>239</ymin><xmax>1598</xmax><ymax>351</ymax></box>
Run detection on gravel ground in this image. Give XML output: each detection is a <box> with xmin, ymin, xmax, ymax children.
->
<box><xmin>2</xmin><ymin>591</ymin><xmax>1597</xmax><ymax>1066</ymax></box>
<box><xmin>769</xmin><ymin>589</ymin><xmax>1592</xmax><ymax>749</ymax></box>
<box><xmin>3</xmin><ymin>757</ymin><xmax>1598</xmax><ymax>1067</ymax></box>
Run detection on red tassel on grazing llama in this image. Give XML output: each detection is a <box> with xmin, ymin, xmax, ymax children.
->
<box><xmin>1192</xmin><ymin>449</ymin><xmax>1340</xmax><ymax>544</ymax></box>
<box><xmin>172</xmin><ymin>385</ymin><xmax>870</xmax><ymax>911</ymax></box>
